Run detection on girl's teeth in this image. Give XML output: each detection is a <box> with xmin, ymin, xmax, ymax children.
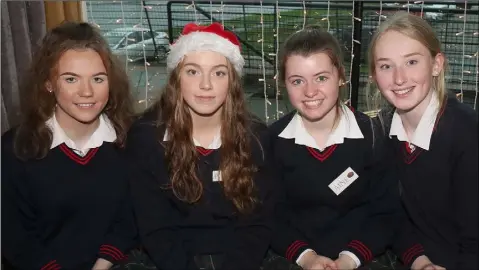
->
<box><xmin>304</xmin><ymin>100</ymin><xmax>320</xmax><ymax>105</ymax></box>
<box><xmin>77</xmin><ymin>104</ymin><xmax>94</xmax><ymax>108</ymax></box>
<box><xmin>395</xmin><ymin>87</ymin><xmax>413</xmax><ymax>95</ymax></box>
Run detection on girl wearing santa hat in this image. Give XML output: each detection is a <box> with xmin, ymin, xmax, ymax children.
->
<box><xmin>126</xmin><ymin>22</ymin><xmax>275</xmax><ymax>270</ymax></box>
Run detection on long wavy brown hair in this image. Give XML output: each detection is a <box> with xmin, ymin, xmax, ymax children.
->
<box><xmin>158</xmin><ymin>59</ymin><xmax>258</xmax><ymax>214</ymax></box>
<box><xmin>13</xmin><ymin>22</ymin><xmax>134</xmax><ymax>160</ymax></box>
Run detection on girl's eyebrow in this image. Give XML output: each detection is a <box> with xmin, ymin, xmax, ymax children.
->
<box><xmin>376</xmin><ymin>52</ymin><xmax>424</xmax><ymax>62</ymax></box>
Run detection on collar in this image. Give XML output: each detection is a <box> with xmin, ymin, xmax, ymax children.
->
<box><xmin>163</xmin><ymin>129</ymin><xmax>222</xmax><ymax>149</ymax></box>
<box><xmin>389</xmin><ymin>92</ymin><xmax>440</xmax><ymax>151</ymax></box>
<box><xmin>278</xmin><ymin>104</ymin><xmax>364</xmax><ymax>151</ymax></box>
<box><xmin>46</xmin><ymin>114</ymin><xmax>117</xmax><ymax>155</ymax></box>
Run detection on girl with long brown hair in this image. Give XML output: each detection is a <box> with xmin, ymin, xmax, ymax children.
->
<box><xmin>126</xmin><ymin>22</ymin><xmax>274</xmax><ymax>270</ymax></box>
<box><xmin>1</xmin><ymin>22</ymin><xmax>137</xmax><ymax>270</ymax></box>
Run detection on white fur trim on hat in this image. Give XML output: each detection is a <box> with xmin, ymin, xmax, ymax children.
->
<box><xmin>167</xmin><ymin>32</ymin><xmax>245</xmax><ymax>76</ymax></box>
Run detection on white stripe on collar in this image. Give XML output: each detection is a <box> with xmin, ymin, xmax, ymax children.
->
<box><xmin>389</xmin><ymin>92</ymin><xmax>440</xmax><ymax>151</ymax></box>
<box><xmin>163</xmin><ymin>129</ymin><xmax>222</xmax><ymax>149</ymax></box>
<box><xmin>46</xmin><ymin>114</ymin><xmax>117</xmax><ymax>155</ymax></box>
<box><xmin>278</xmin><ymin>104</ymin><xmax>364</xmax><ymax>151</ymax></box>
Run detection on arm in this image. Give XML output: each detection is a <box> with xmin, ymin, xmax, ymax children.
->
<box><xmin>342</xmin><ymin>127</ymin><xmax>402</xmax><ymax>267</ymax></box>
<box><xmin>96</xmin><ymin>175</ymin><xmax>137</xmax><ymax>266</ymax></box>
<box><xmin>267</xmin><ymin>133</ymin><xmax>312</xmax><ymax>264</ymax></box>
<box><xmin>391</xmin><ymin>204</ymin><xmax>427</xmax><ymax>267</ymax></box>
<box><xmin>126</xmin><ymin>122</ymin><xmax>198</xmax><ymax>270</ymax></box>
<box><xmin>451</xmin><ymin>120</ymin><xmax>478</xmax><ymax>269</ymax></box>
<box><xmin>1</xmin><ymin>134</ymin><xmax>63</xmax><ymax>269</ymax></box>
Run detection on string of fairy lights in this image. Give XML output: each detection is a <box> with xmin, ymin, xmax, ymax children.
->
<box><xmin>274</xmin><ymin>1</ymin><xmax>281</xmax><ymax>120</ymax></box>
<box><xmin>85</xmin><ymin>0</ymin><xmax>476</xmax><ymax>116</ymax></box>
<box><xmin>259</xmin><ymin>1</ymin><xmax>269</xmax><ymax>122</ymax></box>
<box><xmin>458</xmin><ymin>1</ymin><xmax>468</xmax><ymax>103</ymax></box>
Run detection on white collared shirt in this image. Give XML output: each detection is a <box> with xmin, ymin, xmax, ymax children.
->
<box><xmin>46</xmin><ymin>114</ymin><xmax>117</xmax><ymax>156</ymax></box>
<box><xmin>389</xmin><ymin>92</ymin><xmax>440</xmax><ymax>151</ymax></box>
<box><xmin>163</xmin><ymin>129</ymin><xmax>222</xmax><ymax>149</ymax></box>
<box><xmin>279</xmin><ymin>104</ymin><xmax>364</xmax><ymax>151</ymax></box>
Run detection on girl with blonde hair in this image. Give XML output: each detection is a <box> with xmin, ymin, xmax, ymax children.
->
<box><xmin>368</xmin><ymin>11</ymin><xmax>478</xmax><ymax>270</ymax></box>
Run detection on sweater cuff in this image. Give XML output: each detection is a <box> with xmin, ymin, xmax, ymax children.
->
<box><xmin>285</xmin><ymin>240</ymin><xmax>310</xmax><ymax>262</ymax></box>
<box><xmin>98</xmin><ymin>244</ymin><xmax>128</xmax><ymax>263</ymax></box>
<box><xmin>339</xmin><ymin>251</ymin><xmax>361</xmax><ymax>268</ymax></box>
<box><xmin>345</xmin><ymin>240</ymin><xmax>373</xmax><ymax>264</ymax></box>
<box><xmin>40</xmin><ymin>260</ymin><xmax>62</xmax><ymax>270</ymax></box>
<box><xmin>401</xmin><ymin>243</ymin><xmax>425</xmax><ymax>267</ymax></box>
<box><xmin>296</xmin><ymin>249</ymin><xmax>314</xmax><ymax>265</ymax></box>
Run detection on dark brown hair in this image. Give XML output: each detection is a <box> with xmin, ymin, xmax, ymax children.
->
<box><xmin>14</xmin><ymin>22</ymin><xmax>134</xmax><ymax>160</ymax></box>
<box><xmin>157</xmin><ymin>59</ymin><xmax>258</xmax><ymax>214</ymax></box>
<box><xmin>279</xmin><ymin>25</ymin><xmax>348</xmax><ymax>124</ymax></box>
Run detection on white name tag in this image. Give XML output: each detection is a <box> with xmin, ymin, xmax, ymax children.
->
<box><xmin>212</xmin><ymin>170</ymin><xmax>222</xmax><ymax>182</ymax></box>
<box><xmin>328</xmin><ymin>167</ymin><xmax>358</xmax><ymax>195</ymax></box>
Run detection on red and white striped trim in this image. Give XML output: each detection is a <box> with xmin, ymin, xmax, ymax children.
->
<box><xmin>40</xmin><ymin>260</ymin><xmax>61</xmax><ymax>270</ymax></box>
<box><xmin>347</xmin><ymin>240</ymin><xmax>373</xmax><ymax>262</ymax></box>
<box><xmin>402</xmin><ymin>243</ymin><xmax>424</xmax><ymax>265</ymax></box>
<box><xmin>285</xmin><ymin>240</ymin><xmax>308</xmax><ymax>261</ymax></box>
<box><xmin>99</xmin><ymin>244</ymin><xmax>127</xmax><ymax>261</ymax></box>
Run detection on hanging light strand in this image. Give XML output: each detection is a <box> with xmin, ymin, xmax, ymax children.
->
<box><xmin>326</xmin><ymin>0</ymin><xmax>331</xmax><ymax>31</ymax></box>
<box><xmin>192</xmin><ymin>1</ymin><xmax>198</xmax><ymax>23</ymax></box>
<box><xmin>140</xmin><ymin>2</ymin><xmax>150</xmax><ymax>109</ymax></box>
<box><xmin>274</xmin><ymin>1</ymin><xmax>282</xmax><ymax>119</ymax></box>
<box><xmin>474</xmin><ymin>51</ymin><xmax>478</xmax><ymax>110</ymax></box>
<box><xmin>302</xmin><ymin>0</ymin><xmax>307</xmax><ymax>29</ymax></box>
<box><xmin>120</xmin><ymin>1</ymin><xmax>129</xmax><ymax>71</ymax></box>
<box><xmin>347</xmin><ymin>0</ymin><xmax>359</xmax><ymax>105</ymax></box>
<box><xmin>459</xmin><ymin>1</ymin><xmax>468</xmax><ymax>103</ymax></box>
<box><xmin>259</xmin><ymin>1</ymin><xmax>270</xmax><ymax>122</ymax></box>
<box><xmin>378</xmin><ymin>0</ymin><xmax>383</xmax><ymax>26</ymax></box>
<box><xmin>209</xmin><ymin>1</ymin><xmax>213</xmax><ymax>24</ymax></box>
<box><xmin>221</xmin><ymin>1</ymin><xmax>224</xmax><ymax>28</ymax></box>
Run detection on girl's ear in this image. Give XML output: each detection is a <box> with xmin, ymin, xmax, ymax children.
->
<box><xmin>432</xmin><ymin>52</ymin><xmax>445</xmax><ymax>77</ymax></box>
<box><xmin>45</xmin><ymin>81</ymin><xmax>53</xmax><ymax>93</ymax></box>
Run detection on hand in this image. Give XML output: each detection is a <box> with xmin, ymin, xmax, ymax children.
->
<box><xmin>334</xmin><ymin>254</ymin><xmax>357</xmax><ymax>270</ymax></box>
<box><xmin>298</xmin><ymin>251</ymin><xmax>337</xmax><ymax>270</ymax></box>
<box><xmin>411</xmin><ymin>256</ymin><xmax>446</xmax><ymax>270</ymax></box>
<box><xmin>421</xmin><ymin>264</ymin><xmax>446</xmax><ymax>270</ymax></box>
<box><xmin>92</xmin><ymin>258</ymin><xmax>113</xmax><ymax>270</ymax></box>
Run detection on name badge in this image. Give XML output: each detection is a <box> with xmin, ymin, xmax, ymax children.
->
<box><xmin>328</xmin><ymin>167</ymin><xmax>358</xmax><ymax>195</ymax></box>
<box><xmin>212</xmin><ymin>170</ymin><xmax>222</xmax><ymax>182</ymax></box>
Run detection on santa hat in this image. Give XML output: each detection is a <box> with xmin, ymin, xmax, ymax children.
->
<box><xmin>167</xmin><ymin>22</ymin><xmax>245</xmax><ymax>76</ymax></box>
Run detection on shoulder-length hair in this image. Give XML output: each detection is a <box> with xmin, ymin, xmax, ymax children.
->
<box><xmin>14</xmin><ymin>22</ymin><xmax>134</xmax><ymax>160</ymax></box>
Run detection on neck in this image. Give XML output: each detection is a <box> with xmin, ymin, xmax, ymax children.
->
<box><xmin>191</xmin><ymin>109</ymin><xmax>222</xmax><ymax>138</ymax></box>
<box><xmin>55</xmin><ymin>109</ymin><xmax>100</xmax><ymax>146</ymax></box>
<box><xmin>302</xmin><ymin>105</ymin><xmax>338</xmax><ymax>135</ymax></box>
<box><xmin>398</xmin><ymin>90</ymin><xmax>434</xmax><ymax>134</ymax></box>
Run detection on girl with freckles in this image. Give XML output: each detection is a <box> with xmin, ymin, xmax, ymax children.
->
<box><xmin>1</xmin><ymin>22</ymin><xmax>137</xmax><ymax>270</ymax></box>
<box><xmin>368</xmin><ymin>12</ymin><xmax>478</xmax><ymax>270</ymax></box>
<box><xmin>126</xmin><ymin>23</ymin><xmax>275</xmax><ymax>270</ymax></box>
<box><xmin>266</xmin><ymin>26</ymin><xmax>401</xmax><ymax>270</ymax></box>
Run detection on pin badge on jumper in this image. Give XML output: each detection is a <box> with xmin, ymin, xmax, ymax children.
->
<box><xmin>328</xmin><ymin>167</ymin><xmax>358</xmax><ymax>195</ymax></box>
<box><xmin>212</xmin><ymin>170</ymin><xmax>222</xmax><ymax>182</ymax></box>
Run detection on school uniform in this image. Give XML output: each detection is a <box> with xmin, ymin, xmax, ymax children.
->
<box><xmin>126</xmin><ymin>108</ymin><xmax>275</xmax><ymax>270</ymax></box>
<box><xmin>268</xmin><ymin>105</ymin><xmax>401</xmax><ymax>268</ymax></box>
<box><xmin>1</xmin><ymin>114</ymin><xmax>137</xmax><ymax>270</ymax></box>
<box><xmin>384</xmin><ymin>92</ymin><xmax>478</xmax><ymax>269</ymax></box>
